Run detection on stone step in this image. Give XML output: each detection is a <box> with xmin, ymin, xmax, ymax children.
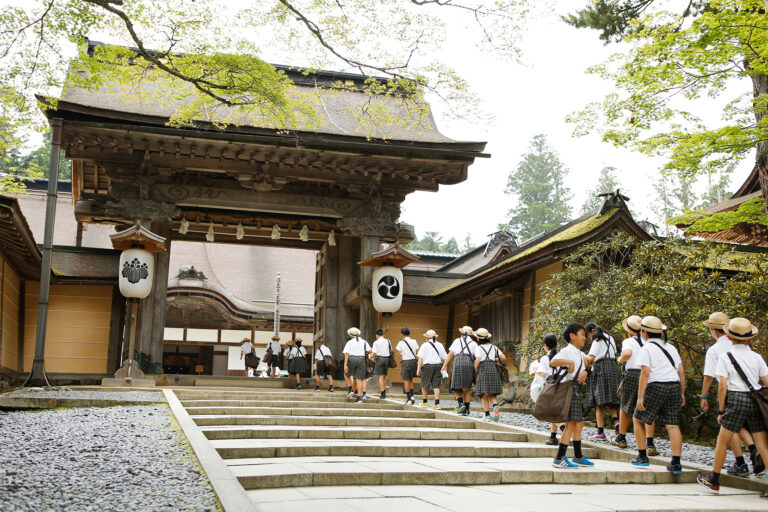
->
<box><xmin>180</xmin><ymin>399</ymin><xmax>404</xmax><ymax>410</ymax></box>
<box><xmin>184</xmin><ymin>406</ymin><xmax>438</xmax><ymax>419</ymax></box>
<box><xmin>191</xmin><ymin>414</ymin><xmax>479</xmax><ymax>429</ymax></box>
<box><xmin>200</xmin><ymin>425</ymin><xmax>527</xmax><ymax>442</ymax></box>
<box><xmin>227</xmin><ymin>456</ymin><xmax>698</xmax><ymax>489</ymax></box>
<box><xmin>194</xmin><ymin>378</ymin><xmax>287</xmax><ymax>388</ymax></box>
<box><xmin>175</xmin><ymin>390</ymin><xmax>377</xmax><ymax>402</ymax></box>
<box><xmin>211</xmin><ymin>439</ymin><xmax>598</xmax><ymax>459</ymax></box>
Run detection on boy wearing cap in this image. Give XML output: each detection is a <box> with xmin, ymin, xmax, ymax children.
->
<box><xmin>396</xmin><ymin>327</ymin><xmax>419</xmax><ymax>405</ymax></box>
<box><xmin>631</xmin><ymin>316</ymin><xmax>686</xmax><ymax>474</ymax></box>
<box><xmin>416</xmin><ymin>330</ymin><xmax>447</xmax><ymax>409</ymax></box>
<box><xmin>343</xmin><ymin>327</ymin><xmax>372</xmax><ymax>403</ymax></box>
<box><xmin>700</xmin><ymin>312</ymin><xmax>762</xmax><ymax>476</ymax></box>
<box><xmin>443</xmin><ymin>326</ymin><xmax>477</xmax><ymax>415</ymax></box>
<box><xmin>698</xmin><ymin>318</ymin><xmax>768</xmax><ymax>497</ymax></box>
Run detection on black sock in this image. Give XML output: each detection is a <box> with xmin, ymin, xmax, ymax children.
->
<box><xmin>638</xmin><ymin>449</ymin><xmax>647</xmax><ymax>459</ymax></box>
<box><xmin>749</xmin><ymin>444</ymin><xmax>757</xmax><ymax>456</ymax></box>
<box><xmin>407</xmin><ymin>391</ymin><xmax>413</xmax><ymax>399</ymax></box>
<box><xmin>573</xmin><ymin>440</ymin><xmax>584</xmax><ymax>459</ymax></box>
<box><xmin>710</xmin><ymin>471</ymin><xmax>720</xmax><ymax>485</ymax></box>
<box><xmin>465</xmin><ymin>402</ymin><xmax>470</xmax><ymax>411</ymax></box>
<box><xmin>617</xmin><ymin>433</ymin><xmax>626</xmax><ymax>441</ymax></box>
<box><xmin>612</xmin><ymin>416</ymin><xmax>619</xmax><ymax>425</ymax></box>
<box><xmin>457</xmin><ymin>397</ymin><xmax>464</xmax><ymax>407</ymax></box>
<box><xmin>423</xmin><ymin>399</ymin><xmax>428</xmax><ymax>404</ymax></box>
<box><xmin>485</xmin><ymin>411</ymin><xmax>491</xmax><ymax>417</ymax></box>
<box><xmin>671</xmin><ymin>455</ymin><xmax>681</xmax><ymax>465</ymax></box>
<box><xmin>435</xmin><ymin>399</ymin><xmax>440</xmax><ymax>405</ymax></box>
<box><xmin>647</xmin><ymin>437</ymin><xmax>655</xmax><ymax>447</ymax></box>
<box><xmin>736</xmin><ymin>456</ymin><xmax>746</xmax><ymax>466</ymax></box>
<box><xmin>550</xmin><ymin>431</ymin><xmax>558</xmax><ymax>439</ymax></box>
<box><xmin>556</xmin><ymin>443</ymin><xmax>568</xmax><ymax>460</ymax></box>
<box><xmin>348</xmin><ymin>386</ymin><xmax>352</xmax><ymax>393</ymax></box>
<box><xmin>597</xmin><ymin>427</ymin><xmax>604</xmax><ymax>435</ymax></box>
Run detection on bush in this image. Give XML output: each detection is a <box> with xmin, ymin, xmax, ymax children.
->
<box><xmin>526</xmin><ymin>234</ymin><xmax>768</xmax><ymax>441</ymax></box>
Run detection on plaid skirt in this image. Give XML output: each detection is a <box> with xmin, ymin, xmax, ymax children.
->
<box><xmin>586</xmin><ymin>358</ymin><xmax>620</xmax><ymax>409</ymax></box>
<box><xmin>619</xmin><ymin>369</ymin><xmax>641</xmax><ymax>414</ymax></box>
<box><xmin>721</xmin><ymin>390</ymin><xmax>767</xmax><ymax>433</ymax></box>
<box><xmin>450</xmin><ymin>353</ymin><xmax>475</xmax><ymax>391</ymax></box>
<box><xmin>567</xmin><ymin>385</ymin><xmax>584</xmax><ymax>422</ymax></box>
<box><xmin>475</xmin><ymin>360</ymin><xmax>502</xmax><ymax>396</ymax></box>
<box><xmin>373</xmin><ymin>356</ymin><xmax>390</xmax><ymax>376</ymax></box>
<box><xmin>288</xmin><ymin>356</ymin><xmax>306</xmax><ymax>374</ymax></box>
<box><xmin>420</xmin><ymin>363</ymin><xmax>443</xmax><ymax>390</ymax></box>
<box><xmin>634</xmin><ymin>381</ymin><xmax>682</xmax><ymax>426</ymax></box>
<box><xmin>401</xmin><ymin>359</ymin><xmax>417</xmax><ymax>381</ymax></box>
<box><xmin>347</xmin><ymin>355</ymin><xmax>366</xmax><ymax>380</ymax></box>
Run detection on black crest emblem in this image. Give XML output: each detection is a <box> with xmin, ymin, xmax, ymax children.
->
<box><xmin>122</xmin><ymin>258</ymin><xmax>149</xmax><ymax>284</ymax></box>
<box><xmin>377</xmin><ymin>274</ymin><xmax>400</xmax><ymax>300</ymax></box>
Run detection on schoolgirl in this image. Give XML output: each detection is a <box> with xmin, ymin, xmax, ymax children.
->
<box><xmin>698</xmin><ymin>317</ymin><xmax>768</xmax><ymax>498</ymax></box>
<box><xmin>416</xmin><ymin>330</ymin><xmax>447</xmax><ymax>409</ymax></box>
<box><xmin>612</xmin><ymin>315</ymin><xmax>656</xmax><ymax>453</ymax></box>
<box><xmin>549</xmin><ymin>322</ymin><xmax>592</xmax><ymax>468</ymax></box>
<box><xmin>371</xmin><ymin>328</ymin><xmax>394</xmax><ymax>399</ymax></box>
<box><xmin>343</xmin><ymin>327</ymin><xmax>372</xmax><ymax>403</ymax></box>
<box><xmin>535</xmin><ymin>334</ymin><xmax>560</xmax><ymax>445</ymax></box>
<box><xmin>631</xmin><ymin>316</ymin><xmax>686</xmax><ymax>474</ymax></box>
<box><xmin>585</xmin><ymin>322</ymin><xmax>620</xmax><ymax>442</ymax></box>
<box><xmin>442</xmin><ymin>325</ymin><xmax>477</xmax><ymax>415</ymax></box>
<box><xmin>396</xmin><ymin>327</ymin><xmax>419</xmax><ymax>405</ymax></box>
<box><xmin>473</xmin><ymin>328</ymin><xmax>505</xmax><ymax>422</ymax></box>
<box><xmin>287</xmin><ymin>338</ymin><xmax>307</xmax><ymax>389</ymax></box>
<box><xmin>314</xmin><ymin>339</ymin><xmax>335</xmax><ymax>392</ymax></box>
<box><xmin>699</xmin><ymin>312</ymin><xmax>761</xmax><ymax>476</ymax></box>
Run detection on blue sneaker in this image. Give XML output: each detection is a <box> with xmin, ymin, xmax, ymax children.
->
<box><xmin>572</xmin><ymin>456</ymin><xmax>594</xmax><ymax>466</ymax></box>
<box><xmin>630</xmin><ymin>456</ymin><xmax>650</xmax><ymax>467</ymax></box>
<box><xmin>552</xmin><ymin>457</ymin><xmax>579</xmax><ymax>469</ymax></box>
<box><xmin>666</xmin><ymin>463</ymin><xmax>683</xmax><ymax>475</ymax></box>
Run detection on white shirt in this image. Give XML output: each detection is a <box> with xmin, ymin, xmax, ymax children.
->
<box><xmin>588</xmin><ymin>335</ymin><xmax>617</xmax><ymax>362</ymax></box>
<box><xmin>537</xmin><ymin>354</ymin><xmax>553</xmax><ymax>377</ymax></box>
<box><xmin>372</xmin><ymin>337</ymin><xmax>393</xmax><ymax>357</ymax></box>
<box><xmin>703</xmin><ymin>335</ymin><xmax>733</xmax><ymax>378</ymax></box>
<box><xmin>417</xmin><ymin>340</ymin><xmax>447</xmax><ymax>365</ymax></box>
<box><xmin>240</xmin><ymin>342</ymin><xmax>254</xmax><ymax>355</ymax></box>
<box><xmin>314</xmin><ymin>345</ymin><xmax>332</xmax><ymax>361</ymax></box>
<box><xmin>289</xmin><ymin>346</ymin><xmax>306</xmax><ymax>358</ymax></box>
<box><xmin>637</xmin><ymin>338</ymin><xmax>682</xmax><ymax>383</ymax></box>
<box><xmin>449</xmin><ymin>336</ymin><xmax>477</xmax><ymax>357</ymax></box>
<box><xmin>475</xmin><ymin>343</ymin><xmax>500</xmax><ymax>362</ymax></box>
<box><xmin>283</xmin><ymin>347</ymin><xmax>292</xmax><ymax>357</ymax></box>
<box><xmin>716</xmin><ymin>344</ymin><xmax>768</xmax><ymax>392</ymax></box>
<box><xmin>343</xmin><ymin>337</ymin><xmax>372</xmax><ymax>357</ymax></box>
<box><xmin>396</xmin><ymin>337</ymin><xmax>419</xmax><ymax>361</ymax></box>
<box><xmin>552</xmin><ymin>343</ymin><xmax>586</xmax><ymax>383</ymax></box>
<box><xmin>621</xmin><ymin>336</ymin><xmax>645</xmax><ymax>370</ymax></box>
<box><xmin>267</xmin><ymin>341</ymin><xmax>281</xmax><ymax>354</ymax></box>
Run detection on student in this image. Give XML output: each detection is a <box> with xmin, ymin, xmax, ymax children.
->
<box><xmin>699</xmin><ymin>312</ymin><xmax>762</xmax><ymax>476</ymax></box>
<box><xmin>473</xmin><ymin>328</ymin><xmax>505</xmax><ymax>422</ymax></box>
<box><xmin>267</xmin><ymin>335</ymin><xmax>282</xmax><ymax>378</ymax></box>
<box><xmin>536</xmin><ymin>334</ymin><xmax>561</xmax><ymax>445</ymax></box>
<box><xmin>371</xmin><ymin>328</ymin><xmax>394</xmax><ymax>399</ymax></box>
<box><xmin>612</xmin><ymin>315</ymin><xmax>657</xmax><ymax>453</ymax></box>
<box><xmin>443</xmin><ymin>325</ymin><xmax>477</xmax><ymax>415</ymax></box>
<box><xmin>585</xmin><ymin>322</ymin><xmax>620</xmax><ymax>442</ymax></box>
<box><xmin>416</xmin><ymin>330</ymin><xmax>447</xmax><ymax>409</ymax></box>
<box><xmin>343</xmin><ymin>327</ymin><xmax>372</xmax><ymax>403</ymax></box>
<box><xmin>549</xmin><ymin>322</ymin><xmax>592</xmax><ymax>468</ymax></box>
<box><xmin>287</xmin><ymin>338</ymin><xmax>307</xmax><ymax>389</ymax></box>
<box><xmin>314</xmin><ymin>339</ymin><xmax>335</xmax><ymax>392</ymax></box>
<box><xmin>631</xmin><ymin>316</ymin><xmax>686</xmax><ymax>474</ymax></box>
<box><xmin>397</xmin><ymin>327</ymin><xmax>419</xmax><ymax>405</ymax></box>
<box><xmin>239</xmin><ymin>337</ymin><xmax>258</xmax><ymax>374</ymax></box>
<box><xmin>698</xmin><ymin>317</ymin><xmax>768</xmax><ymax>498</ymax></box>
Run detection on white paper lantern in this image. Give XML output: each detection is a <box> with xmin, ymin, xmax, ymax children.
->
<box><xmin>119</xmin><ymin>248</ymin><xmax>155</xmax><ymax>299</ymax></box>
<box><xmin>372</xmin><ymin>266</ymin><xmax>403</xmax><ymax>313</ymax></box>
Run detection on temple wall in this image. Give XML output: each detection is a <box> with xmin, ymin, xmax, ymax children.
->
<box><xmin>1</xmin><ymin>256</ymin><xmax>21</xmax><ymax>373</ymax></box>
<box><xmin>24</xmin><ymin>283</ymin><xmax>113</xmax><ymax>374</ymax></box>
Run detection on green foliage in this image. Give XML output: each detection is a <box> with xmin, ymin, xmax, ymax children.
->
<box><xmin>503</xmin><ymin>134</ymin><xmax>573</xmax><ymax>241</ymax></box>
<box><xmin>406</xmin><ymin>231</ymin><xmax>461</xmax><ymax>254</ymax></box>
<box><xmin>527</xmin><ymin>233</ymin><xmax>768</xmax><ymax>439</ymax></box>
<box><xmin>564</xmin><ymin>0</ymin><xmax>660</xmax><ymax>43</ymax></box>
<box><xmin>670</xmin><ymin>197</ymin><xmax>768</xmax><ymax>233</ymax></box>
<box><xmin>0</xmin><ymin>130</ymin><xmax>71</xmax><ymax>194</ymax></box>
<box><xmin>581</xmin><ymin>166</ymin><xmax>622</xmax><ymax>214</ymax></box>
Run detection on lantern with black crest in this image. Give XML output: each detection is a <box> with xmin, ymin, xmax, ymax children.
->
<box><xmin>359</xmin><ymin>244</ymin><xmax>419</xmax><ymax>317</ymax></box>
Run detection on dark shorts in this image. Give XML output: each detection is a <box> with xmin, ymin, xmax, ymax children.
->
<box><xmin>347</xmin><ymin>355</ymin><xmax>366</xmax><ymax>380</ymax></box>
<box><xmin>619</xmin><ymin>369</ymin><xmax>641</xmax><ymax>414</ymax></box>
<box><xmin>269</xmin><ymin>359</ymin><xmax>280</xmax><ymax>368</ymax></box>
<box><xmin>420</xmin><ymin>363</ymin><xmax>443</xmax><ymax>390</ymax></box>
<box><xmin>316</xmin><ymin>361</ymin><xmax>332</xmax><ymax>377</ymax></box>
<box><xmin>634</xmin><ymin>381</ymin><xmax>682</xmax><ymax>426</ymax></box>
<box><xmin>401</xmin><ymin>359</ymin><xmax>417</xmax><ymax>381</ymax></box>
<box><xmin>373</xmin><ymin>356</ymin><xmax>390</xmax><ymax>376</ymax></box>
<box><xmin>721</xmin><ymin>390</ymin><xmax>767</xmax><ymax>433</ymax></box>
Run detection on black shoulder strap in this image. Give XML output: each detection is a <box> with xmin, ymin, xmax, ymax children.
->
<box><xmin>428</xmin><ymin>340</ymin><xmax>441</xmax><ymax>357</ymax></box>
<box><xmin>727</xmin><ymin>352</ymin><xmax>757</xmax><ymax>392</ymax></box>
<box><xmin>649</xmin><ymin>341</ymin><xmax>677</xmax><ymax>370</ymax></box>
<box><xmin>479</xmin><ymin>344</ymin><xmax>493</xmax><ymax>360</ymax></box>
<box><xmin>459</xmin><ymin>336</ymin><xmax>470</xmax><ymax>355</ymax></box>
<box><xmin>403</xmin><ymin>339</ymin><xmax>417</xmax><ymax>358</ymax></box>
<box><xmin>388</xmin><ymin>341</ymin><xmax>394</xmax><ymax>357</ymax></box>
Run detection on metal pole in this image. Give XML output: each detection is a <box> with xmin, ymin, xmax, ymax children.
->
<box><xmin>126</xmin><ymin>299</ymin><xmax>139</xmax><ymax>378</ymax></box>
<box><xmin>23</xmin><ymin>118</ymin><xmax>63</xmax><ymax>387</ymax></box>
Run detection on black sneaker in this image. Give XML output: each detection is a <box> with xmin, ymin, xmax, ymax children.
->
<box><xmin>666</xmin><ymin>462</ymin><xmax>683</xmax><ymax>475</ymax></box>
<box><xmin>727</xmin><ymin>462</ymin><xmax>750</xmax><ymax>477</ymax></box>
<box><xmin>630</xmin><ymin>456</ymin><xmax>650</xmax><ymax>467</ymax></box>
<box><xmin>752</xmin><ymin>451</ymin><xmax>765</xmax><ymax>474</ymax></box>
<box><xmin>610</xmin><ymin>436</ymin><xmax>628</xmax><ymax>449</ymax></box>
<box><xmin>313</xmin><ymin>386</ymin><xmax>320</xmax><ymax>391</ymax></box>
<box><xmin>456</xmin><ymin>404</ymin><xmax>467</xmax><ymax>415</ymax></box>
<box><xmin>697</xmin><ymin>473</ymin><xmax>719</xmax><ymax>492</ymax></box>
<box><xmin>328</xmin><ymin>386</ymin><xmax>334</xmax><ymax>392</ymax></box>
<box><xmin>545</xmin><ymin>437</ymin><xmax>558</xmax><ymax>446</ymax></box>
<box><xmin>380</xmin><ymin>392</ymin><xmax>386</xmax><ymax>399</ymax></box>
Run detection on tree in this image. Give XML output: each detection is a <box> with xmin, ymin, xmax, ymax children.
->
<box><xmin>580</xmin><ymin>166</ymin><xmax>622</xmax><ymax>214</ymax></box>
<box><xmin>406</xmin><ymin>231</ymin><xmax>462</xmax><ymax>254</ymax></box>
<box><xmin>698</xmin><ymin>164</ymin><xmax>734</xmax><ymax>209</ymax></box>
<box><xmin>565</xmin><ymin>0</ymin><xmax>768</xmax><ymax>229</ymax></box>
<box><xmin>0</xmin><ymin>131</ymin><xmax>71</xmax><ymax>193</ymax></box>
<box><xmin>503</xmin><ymin>134</ymin><xmax>572</xmax><ymax>240</ymax></box>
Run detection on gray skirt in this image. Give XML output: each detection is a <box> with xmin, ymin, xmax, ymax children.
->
<box><xmin>401</xmin><ymin>359</ymin><xmax>417</xmax><ymax>381</ymax></box>
<box><xmin>373</xmin><ymin>356</ymin><xmax>390</xmax><ymax>376</ymax></box>
<box><xmin>450</xmin><ymin>353</ymin><xmax>475</xmax><ymax>391</ymax></box>
<box><xmin>475</xmin><ymin>360</ymin><xmax>502</xmax><ymax>396</ymax></box>
<box><xmin>586</xmin><ymin>358</ymin><xmax>621</xmax><ymax>408</ymax></box>
<box><xmin>619</xmin><ymin>369</ymin><xmax>641</xmax><ymax>414</ymax></box>
<box><xmin>288</xmin><ymin>356</ymin><xmax>306</xmax><ymax>374</ymax></box>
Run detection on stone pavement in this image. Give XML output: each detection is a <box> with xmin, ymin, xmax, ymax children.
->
<box><xmin>164</xmin><ymin>387</ymin><xmax>768</xmax><ymax>511</ymax></box>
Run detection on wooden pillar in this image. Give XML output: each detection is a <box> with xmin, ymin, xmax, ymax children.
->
<box><xmin>137</xmin><ymin>223</ymin><xmax>172</xmax><ymax>374</ymax></box>
<box><xmin>359</xmin><ymin>235</ymin><xmax>380</xmax><ymax>342</ymax></box>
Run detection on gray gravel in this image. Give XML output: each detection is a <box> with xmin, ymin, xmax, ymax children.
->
<box><xmin>0</xmin><ymin>404</ymin><xmax>219</xmax><ymax>511</ymax></box>
<box><xmin>3</xmin><ymin>387</ymin><xmax>163</xmax><ymax>402</ymax></box>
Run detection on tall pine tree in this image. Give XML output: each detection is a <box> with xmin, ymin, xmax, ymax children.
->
<box><xmin>503</xmin><ymin>134</ymin><xmax>572</xmax><ymax>241</ymax></box>
<box><xmin>580</xmin><ymin>166</ymin><xmax>622</xmax><ymax>214</ymax></box>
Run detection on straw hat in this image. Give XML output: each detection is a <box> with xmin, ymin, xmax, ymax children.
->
<box><xmin>703</xmin><ymin>312</ymin><xmax>730</xmax><ymax>330</ymax></box>
<box><xmin>727</xmin><ymin>317</ymin><xmax>759</xmax><ymax>340</ymax></box>
<box><xmin>241</xmin><ymin>337</ymin><xmax>252</xmax><ymax>344</ymax></box>
<box><xmin>294</xmin><ymin>337</ymin><xmax>303</xmax><ymax>343</ymax></box>
<box><xmin>423</xmin><ymin>329</ymin><xmax>438</xmax><ymax>339</ymax></box>
<box><xmin>347</xmin><ymin>327</ymin><xmax>361</xmax><ymax>337</ymax></box>
<box><xmin>474</xmin><ymin>328</ymin><xmax>492</xmax><ymax>340</ymax></box>
<box><xmin>458</xmin><ymin>325</ymin><xmax>473</xmax><ymax>335</ymax></box>
<box><xmin>621</xmin><ymin>315</ymin><xmax>642</xmax><ymax>334</ymax></box>
<box><xmin>640</xmin><ymin>316</ymin><xmax>666</xmax><ymax>334</ymax></box>
<box><xmin>286</xmin><ymin>339</ymin><xmax>295</xmax><ymax>347</ymax></box>
<box><xmin>271</xmin><ymin>335</ymin><xmax>280</xmax><ymax>341</ymax></box>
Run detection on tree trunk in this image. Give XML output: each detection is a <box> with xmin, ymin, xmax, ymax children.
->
<box><xmin>751</xmin><ymin>74</ymin><xmax>768</xmax><ymax>204</ymax></box>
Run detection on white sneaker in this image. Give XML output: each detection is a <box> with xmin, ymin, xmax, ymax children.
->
<box><xmin>409</xmin><ymin>398</ymin><xmax>416</xmax><ymax>405</ymax></box>
<box><xmin>346</xmin><ymin>391</ymin><xmax>354</xmax><ymax>398</ymax></box>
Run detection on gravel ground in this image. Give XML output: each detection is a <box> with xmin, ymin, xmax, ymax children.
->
<box><xmin>2</xmin><ymin>387</ymin><xmax>164</xmax><ymax>402</ymax></box>
<box><xmin>0</xmin><ymin>404</ymin><xmax>219</xmax><ymax>512</ymax></box>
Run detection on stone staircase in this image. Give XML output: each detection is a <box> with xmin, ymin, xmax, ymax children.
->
<box><xmin>169</xmin><ymin>388</ymin><xmax>768</xmax><ymax>511</ymax></box>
